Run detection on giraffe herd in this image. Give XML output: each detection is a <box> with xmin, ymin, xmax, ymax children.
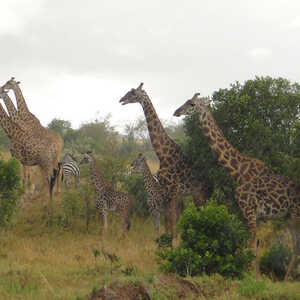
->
<box><xmin>0</xmin><ymin>78</ymin><xmax>299</xmax><ymax>280</ymax></box>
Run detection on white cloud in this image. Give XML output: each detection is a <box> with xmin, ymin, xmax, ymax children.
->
<box><xmin>0</xmin><ymin>1</ymin><xmax>45</xmax><ymax>35</ymax></box>
<box><xmin>247</xmin><ymin>48</ymin><xmax>272</xmax><ymax>59</ymax></box>
<box><xmin>285</xmin><ymin>16</ymin><xmax>300</xmax><ymax>29</ymax></box>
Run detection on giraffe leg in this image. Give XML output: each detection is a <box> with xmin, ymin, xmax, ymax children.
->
<box><xmin>169</xmin><ymin>186</ymin><xmax>178</xmax><ymax>240</ymax></box>
<box><xmin>248</xmin><ymin>219</ymin><xmax>261</xmax><ymax>278</ymax></box>
<box><xmin>163</xmin><ymin>200</ymin><xmax>171</xmax><ymax>234</ymax></box>
<box><xmin>22</xmin><ymin>165</ymin><xmax>27</xmax><ymax>187</ymax></box>
<box><xmin>152</xmin><ymin>210</ymin><xmax>160</xmax><ymax>236</ymax></box>
<box><xmin>121</xmin><ymin>211</ymin><xmax>131</xmax><ymax>237</ymax></box>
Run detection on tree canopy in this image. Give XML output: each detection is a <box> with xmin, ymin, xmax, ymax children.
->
<box><xmin>182</xmin><ymin>76</ymin><xmax>300</xmax><ymax>212</ymax></box>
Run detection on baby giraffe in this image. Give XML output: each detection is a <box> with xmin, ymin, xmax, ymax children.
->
<box><xmin>173</xmin><ymin>93</ymin><xmax>300</xmax><ymax>280</ymax></box>
<box><xmin>80</xmin><ymin>151</ymin><xmax>133</xmax><ymax>236</ymax></box>
<box><xmin>131</xmin><ymin>153</ymin><xmax>166</xmax><ymax>235</ymax></box>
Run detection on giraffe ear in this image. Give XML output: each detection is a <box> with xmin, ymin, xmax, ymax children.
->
<box><xmin>137</xmin><ymin>82</ymin><xmax>144</xmax><ymax>90</ymax></box>
<box><xmin>138</xmin><ymin>153</ymin><xmax>143</xmax><ymax>157</ymax></box>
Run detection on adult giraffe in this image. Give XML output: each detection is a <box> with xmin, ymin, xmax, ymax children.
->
<box><xmin>120</xmin><ymin>83</ymin><xmax>208</xmax><ymax>236</ymax></box>
<box><xmin>0</xmin><ymin>78</ymin><xmax>63</xmax><ymax>200</ymax></box>
<box><xmin>173</xmin><ymin>92</ymin><xmax>300</xmax><ymax>280</ymax></box>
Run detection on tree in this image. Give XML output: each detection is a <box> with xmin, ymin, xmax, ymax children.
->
<box><xmin>182</xmin><ymin>76</ymin><xmax>300</xmax><ymax>212</ymax></box>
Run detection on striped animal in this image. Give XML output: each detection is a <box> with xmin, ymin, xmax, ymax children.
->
<box><xmin>59</xmin><ymin>153</ymin><xmax>80</xmax><ymax>189</ymax></box>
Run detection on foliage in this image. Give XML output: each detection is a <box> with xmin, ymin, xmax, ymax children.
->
<box><xmin>156</xmin><ymin>201</ymin><xmax>253</xmax><ymax>278</ymax></box>
<box><xmin>259</xmin><ymin>242</ymin><xmax>292</xmax><ymax>281</ymax></box>
<box><xmin>182</xmin><ymin>76</ymin><xmax>300</xmax><ymax>212</ymax></box>
<box><xmin>123</xmin><ymin>173</ymin><xmax>148</xmax><ymax>217</ymax></box>
<box><xmin>59</xmin><ymin>183</ymin><xmax>96</xmax><ymax>229</ymax></box>
<box><xmin>0</xmin><ymin>158</ymin><xmax>22</xmax><ymax>226</ymax></box>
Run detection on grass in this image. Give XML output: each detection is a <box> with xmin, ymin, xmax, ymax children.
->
<box><xmin>1</xmin><ymin>197</ymin><xmax>300</xmax><ymax>300</ymax></box>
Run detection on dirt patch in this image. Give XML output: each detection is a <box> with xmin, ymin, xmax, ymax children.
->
<box><xmin>87</xmin><ymin>280</ymin><xmax>150</xmax><ymax>300</ymax></box>
<box><xmin>87</xmin><ymin>274</ymin><xmax>239</xmax><ymax>300</ymax></box>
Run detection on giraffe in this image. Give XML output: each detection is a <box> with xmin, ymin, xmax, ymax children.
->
<box><xmin>1</xmin><ymin>77</ymin><xmax>42</xmax><ymax>130</ymax></box>
<box><xmin>120</xmin><ymin>83</ymin><xmax>208</xmax><ymax>236</ymax></box>
<box><xmin>80</xmin><ymin>151</ymin><xmax>133</xmax><ymax>235</ymax></box>
<box><xmin>131</xmin><ymin>153</ymin><xmax>166</xmax><ymax>235</ymax></box>
<box><xmin>0</xmin><ymin>79</ymin><xmax>63</xmax><ymax>200</ymax></box>
<box><xmin>0</xmin><ymin>85</ymin><xmax>33</xmax><ymax>185</ymax></box>
<box><xmin>173</xmin><ymin>92</ymin><xmax>300</xmax><ymax>280</ymax></box>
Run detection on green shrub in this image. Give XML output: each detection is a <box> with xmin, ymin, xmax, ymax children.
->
<box><xmin>123</xmin><ymin>173</ymin><xmax>148</xmax><ymax>217</ymax></box>
<box><xmin>0</xmin><ymin>158</ymin><xmax>23</xmax><ymax>226</ymax></box>
<box><xmin>156</xmin><ymin>201</ymin><xmax>253</xmax><ymax>278</ymax></box>
<box><xmin>259</xmin><ymin>242</ymin><xmax>292</xmax><ymax>281</ymax></box>
<box><xmin>60</xmin><ymin>183</ymin><xmax>96</xmax><ymax>229</ymax></box>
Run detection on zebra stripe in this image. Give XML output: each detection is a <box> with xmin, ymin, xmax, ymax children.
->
<box><xmin>62</xmin><ymin>161</ymin><xmax>80</xmax><ymax>188</ymax></box>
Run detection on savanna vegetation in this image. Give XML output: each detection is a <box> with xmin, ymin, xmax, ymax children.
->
<box><xmin>0</xmin><ymin>76</ymin><xmax>300</xmax><ymax>299</ymax></box>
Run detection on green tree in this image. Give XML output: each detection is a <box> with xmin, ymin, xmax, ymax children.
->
<box><xmin>183</xmin><ymin>76</ymin><xmax>300</xmax><ymax>212</ymax></box>
<box><xmin>47</xmin><ymin>118</ymin><xmax>72</xmax><ymax>138</ymax></box>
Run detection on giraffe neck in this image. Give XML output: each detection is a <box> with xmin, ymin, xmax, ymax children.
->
<box><xmin>1</xmin><ymin>92</ymin><xmax>17</xmax><ymax>119</ymax></box>
<box><xmin>139</xmin><ymin>94</ymin><xmax>177</xmax><ymax>161</ymax></box>
<box><xmin>10</xmin><ymin>83</ymin><xmax>30</xmax><ymax>114</ymax></box>
<box><xmin>0</xmin><ymin>104</ymin><xmax>23</xmax><ymax>139</ymax></box>
<box><xmin>138</xmin><ymin>159</ymin><xmax>156</xmax><ymax>192</ymax></box>
<box><xmin>200</xmin><ymin>110</ymin><xmax>266</xmax><ymax>184</ymax></box>
<box><xmin>89</xmin><ymin>156</ymin><xmax>107</xmax><ymax>193</ymax></box>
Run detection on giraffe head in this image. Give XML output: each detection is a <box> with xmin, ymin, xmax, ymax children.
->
<box><xmin>119</xmin><ymin>83</ymin><xmax>145</xmax><ymax>105</ymax></box>
<box><xmin>173</xmin><ymin>93</ymin><xmax>211</xmax><ymax>121</ymax></box>
<box><xmin>130</xmin><ymin>153</ymin><xmax>145</xmax><ymax>173</ymax></box>
<box><xmin>2</xmin><ymin>77</ymin><xmax>20</xmax><ymax>91</ymax></box>
<box><xmin>79</xmin><ymin>151</ymin><xmax>93</xmax><ymax>165</ymax></box>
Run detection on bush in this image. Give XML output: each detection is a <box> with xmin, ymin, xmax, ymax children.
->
<box><xmin>156</xmin><ymin>201</ymin><xmax>253</xmax><ymax>278</ymax></box>
<box><xmin>123</xmin><ymin>173</ymin><xmax>148</xmax><ymax>217</ymax></box>
<box><xmin>259</xmin><ymin>242</ymin><xmax>292</xmax><ymax>281</ymax></box>
<box><xmin>59</xmin><ymin>183</ymin><xmax>96</xmax><ymax>229</ymax></box>
<box><xmin>0</xmin><ymin>158</ymin><xmax>23</xmax><ymax>226</ymax></box>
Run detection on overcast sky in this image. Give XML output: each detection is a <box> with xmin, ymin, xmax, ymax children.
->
<box><xmin>1</xmin><ymin>0</ymin><xmax>300</xmax><ymax>132</ymax></box>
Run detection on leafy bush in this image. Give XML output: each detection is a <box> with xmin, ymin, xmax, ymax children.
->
<box><xmin>259</xmin><ymin>242</ymin><xmax>292</xmax><ymax>281</ymax></box>
<box><xmin>156</xmin><ymin>201</ymin><xmax>253</xmax><ymax>278</ymax></box>
<box><xmin>60</xmin><ymin>183</ymin><xmax>96</xmax><ymax>229</ymax></box>
<box><xmin>123</xmin><ymin>173</ymin><xmax>148</xmax><ymax>217</ymax></box>
<box><xmin>0</xmin><ymin>158</ymin><xmax>23</xmax><ymax>226</ymax></box>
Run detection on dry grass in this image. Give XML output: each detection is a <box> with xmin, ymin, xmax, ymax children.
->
<box><xmin>0</xmin><ymin>195</ymin><xmax>160</xmax><ymax>300</ymax></box>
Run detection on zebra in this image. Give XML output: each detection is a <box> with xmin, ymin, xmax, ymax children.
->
<box><xmin>59</xmin><ymin>153</ymin><xmax>80</xmax><ymax>189</ymax></box>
